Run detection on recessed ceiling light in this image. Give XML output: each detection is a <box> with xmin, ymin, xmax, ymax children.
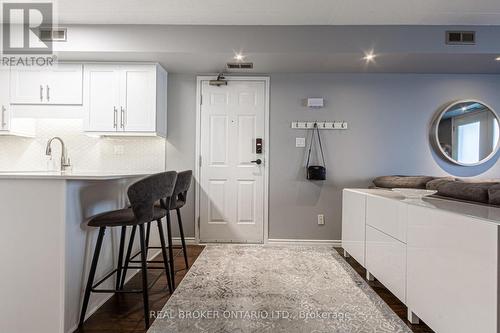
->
<box><xmin>496</xmin><ymin>56</ymin><xmax>500</xmax><ymax>61</ymax></box>
<box><xmin>234</xmin><ymin>53</ymin><xmax>245</xmax><ymax>61</ymax></box>
<box><xmin>363</xmin><ymin>51</ymin><xmax>376</xmax><ymax>62</ymax></box>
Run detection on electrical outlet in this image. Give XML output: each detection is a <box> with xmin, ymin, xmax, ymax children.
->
<box><xmin>113</xmin><ymin>145</ymin><xmax>125</xmax><ymax>155</ymax></box>
<box><xmin>317</xmin><ymin>214</ymin><xmax>325</xmax><ymax>225</ymax></box>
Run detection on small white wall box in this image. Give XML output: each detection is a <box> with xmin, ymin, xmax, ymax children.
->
<box><xmin>307</xmin><ymin>98</ymin><xmax>324</xmax><ymax>108</ymax></box>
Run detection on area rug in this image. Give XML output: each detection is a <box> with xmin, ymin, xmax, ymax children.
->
<box><xmin>148</xmin><ymin>245</ymin><xmax>411</xmax><ymax>333</ymax></box>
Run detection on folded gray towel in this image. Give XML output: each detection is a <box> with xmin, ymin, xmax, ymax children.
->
<box><xmin>489</xmin><ymin>184</ymin><xmax>500</xmax><ymax>206</ymax></box>
<box><xmin>373</xmin><ymin>175</ymin><xmax>435</xmax><ymax>189</ymax></box>
<box><xmin>426</xmin><ymin>178</ymin><xmax>456</xmax><ymax>191</ymax></box>
<box><xmin>437</xmin><ymin>182</ymin><xmax>499</xmax><ymax>204</ymax></box>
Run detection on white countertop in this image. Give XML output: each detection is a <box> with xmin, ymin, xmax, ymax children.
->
<box><xmin>0</xmin><ymin>170</ymin><xmax>151</xmax><ymax>180</ymax></box>
<box><xmin>346</xmin><ymin>188</ymin><xmax>500</xmax><ymax>225</ymax></box>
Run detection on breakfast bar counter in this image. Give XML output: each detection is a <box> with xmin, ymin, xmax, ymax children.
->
<box><xmin>0</xmin><ymin>172</ymin><xmax>152</xmax><ymax>333</ymax></box>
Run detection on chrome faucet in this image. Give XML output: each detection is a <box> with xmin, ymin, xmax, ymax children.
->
<box><xmin>45</xmin><ymin>137</ymin><xmax>71</xmax><ymax>171</ymax></box>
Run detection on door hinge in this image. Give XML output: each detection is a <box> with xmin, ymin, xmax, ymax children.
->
<box><xmin>199</xmin><ymin>155</ymin><xmax>202</xmax><ymax>167</ymax></box>
<box><xmin>200</xmin><ymin>94</ymin><xmax>203</xmax><ymax>105</ymax></box>
<box><xmin>198</xmin><ymin>216</ymin><xmax>200</xmax><ymax>229</ymax></box>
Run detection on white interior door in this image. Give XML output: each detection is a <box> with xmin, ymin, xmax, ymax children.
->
<box><xmin>199</xmin><ymin>79</ymin><xmax>267</xmax><ymax>243</ymax></box>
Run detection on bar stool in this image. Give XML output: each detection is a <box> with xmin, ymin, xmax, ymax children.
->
<box><xmin>163</xmin><ymin>170</ymin><xmax>192</xmax><ymax>288</ymax></box>
<box><xmin>79</xmin><ymin>171</ymin><xmax>177</xmax><ymax>329</ymax></box>
<box><xmin>121</xmin><ymin>170</ymin><xmax>192</xmax><ymax>291</ymax></box>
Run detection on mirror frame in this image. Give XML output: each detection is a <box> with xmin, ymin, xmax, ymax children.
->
<box><xmin>431</xmin><ymin>99</ymin><xmax>500</xmax><ymax>167</ymax></box>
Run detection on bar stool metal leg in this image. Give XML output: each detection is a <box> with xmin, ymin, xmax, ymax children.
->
<box><xmin>115</xmin><ymin>226</ymin><xmax>126</xmax><ymax>290</ymax></box>
<box><xmin>157</xmin><ymin>219</ymin><xmax>173</xmax><ymax>293</ymax></box>
<box><xmin>138</xmin><ymin>223</ymin><xmax>150</xmax><ymax>328</ymax></box>
<box><xmin>176</xmin><ymin>208</ymin><xmax>189</xmax><ymax>269</ymax></box>
<box><xmin>119</xmin><ymin>225</ymin><xmax>137</xmax><ymax>290</ymax></box>
<box><xmin>79</xmin><ymin>227</ymin><xmax>106</xmax><ymax>327</ymax></box>
<box><xmin>165</xmin><ymin>210</ymin><xmax>176</xmax><ymax>289</ymax></box>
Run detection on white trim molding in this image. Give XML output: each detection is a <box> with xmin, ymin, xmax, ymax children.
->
<box><xmin>267</xmin><ymin>238</ymin><xmax>342</xmax><ymax>247</ymax></box>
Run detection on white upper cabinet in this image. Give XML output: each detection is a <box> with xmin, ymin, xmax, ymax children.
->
<box><xmin>10</xmin><ymin>64</ymin><xmax>83</xmax><ymax>105</ymax></box>
<box><xmin>84</xmin><ymin>65</ymin><xmax>120</xmax><ymax>132</ymax></box>
<box><xmin>83</xmin><ymin>63</ymin><xmax>167</xmax><ymax>137</ymax></box>
<box><xmin>0</xmin><ymin>67</ymin><xmax>35</xmax><ymax>137</ymax></box>
<box><xmin>0</xmin><ymin>67</ymin><xmax>11</xmax><ymax>131</ymax></box>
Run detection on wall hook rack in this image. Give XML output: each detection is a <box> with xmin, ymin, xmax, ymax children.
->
<box><xmin>291</xmin><ymin>121</ymin><xmax>348</xmax><ymax>130</ymax></box>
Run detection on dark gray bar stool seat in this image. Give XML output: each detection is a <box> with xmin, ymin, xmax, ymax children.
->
<box><xmin>121</xmin><ymin>170</ymin><xmax>192</xmax><ymax>292</ymax></box>
<box><xmin>87</xmin><ymin>207</ymin><xmax>168</xmax><ymax>227</ymax></box>
<box><xmin>79</xmin><ymin>171</ymin><xmax>177</xmax><ymax>329</ymax></box>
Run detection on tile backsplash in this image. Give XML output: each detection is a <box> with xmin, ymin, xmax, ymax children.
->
<box><xmin>0</xmin><ymin>119</ymin><xmax>166</xmax><ymax>172</ymax></box>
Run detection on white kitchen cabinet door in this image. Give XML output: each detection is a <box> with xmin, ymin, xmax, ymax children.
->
<box><xmin>341</xmin><ymin>190</ymin><xmax>367</xmax><ymax>266</ymax></box>
<box><xmin>120</xmin><ymin>66</ymin><xmax>156</xmax><ymax>132</ymax></box>
<box><xmin>84</xmin><ymin>65</ymin><xmax>120</xmax><ymax>132</ymax></box>
<box><xmin>10</xmin><ymin>67</ymin><xmax>48</xmax><ymax>104</ymax></box>
<box><xmin>0</xmin><ymin>67</ymin><xmax>10</xmax><ymax>131</ymax></box>
<box><xmin>10</xmin><ymin>64</ymin><xmax>82</xmax><ymax>105</ymax></box>
<box><xmin>46</xmin><ymin>64</ymin><xmax>83</xmax><ymax>105</ymax></box>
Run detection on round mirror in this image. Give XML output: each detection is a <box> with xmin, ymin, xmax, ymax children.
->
<box><xmin>432</xmin><ymin>100</ymin><xmax>500</xmax><ymax>166</ymax></box>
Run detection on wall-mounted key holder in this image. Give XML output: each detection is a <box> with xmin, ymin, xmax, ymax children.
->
<box><xmin>291</xmin><ymin>121</ymin><xmax>348</xmax><ymax>130</ymax></box>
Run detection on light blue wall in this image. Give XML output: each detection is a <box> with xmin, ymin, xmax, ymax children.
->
<box><xmin>167</xmin><ymin>73</ymin><xmax>500</xmax><ymax>240</ymax></box>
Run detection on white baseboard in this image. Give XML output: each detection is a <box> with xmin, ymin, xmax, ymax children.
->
<box><xmin>267</xmin><ymin>238</ymin><xmax>342</xmax><ymax>247</ymax></box>
<box><xmin>171</xmin><ymin>236</ymin><xmax>196</xmax><ymax>245</ymax></box>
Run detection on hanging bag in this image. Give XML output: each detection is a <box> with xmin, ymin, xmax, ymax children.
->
<box><xmin>306</xmin><ymin>123</ymin><xmax>327</xmax><ymax>180</ymax></box>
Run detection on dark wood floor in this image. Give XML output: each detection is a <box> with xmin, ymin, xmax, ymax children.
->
<box><xmin>334</xmin><ymin>248</ymin><xmax>435</xmax><ymax>333</ymax></box>
<box><xmin>76</xmin><ymin>245</ymin><xmax>433</xmax><ymax>333</ymax></box>
<box><xmin>75</xmin><ymin>245</ymin><xmax>205</xmax><ymax>333</ymax></box>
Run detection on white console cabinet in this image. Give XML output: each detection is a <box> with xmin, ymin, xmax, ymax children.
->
<box><xmin>342</xmin><ymin>188</ymin><xmax>500</xmax><ymax>333</ymax></box>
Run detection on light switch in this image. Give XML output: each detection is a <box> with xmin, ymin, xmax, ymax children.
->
<box><xmin>296</xmin><ymin>137</ymin><xmax>306</xmax><ymax>148</ymax></box>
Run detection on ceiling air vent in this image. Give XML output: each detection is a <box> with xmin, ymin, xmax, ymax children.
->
<box><xmin>446</xmin><ymin>31</ymin><xmax>475</xmax><ymax>45</ymax></box>
<box><xmin>39</xmin><ymin>28</ymin><xmax>67</xmax><ymax>42</ymax></box>
<box><xmin>226</xmin><ymin>62</ymin><xmax>253</xmax><ymax>69</ymax></box>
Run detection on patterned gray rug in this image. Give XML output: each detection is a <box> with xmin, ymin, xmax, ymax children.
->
<box><xmin>148</xmin><ymin>245</ymin><xmax>411</xmax><ymax>333</ymax></box>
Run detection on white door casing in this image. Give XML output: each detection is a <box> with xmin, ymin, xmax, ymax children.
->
<box><xmin>196</xmin><ymin>77</ymin><xmax>269</xmax><ymax>243</ymax></box>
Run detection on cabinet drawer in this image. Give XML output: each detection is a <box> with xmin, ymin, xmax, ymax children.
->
<box><xmin>366</xmin><ymin>196</ymin><xmax>407</xmax><ymax>243</ymax></box>
<box><xmin>341</xmin><ymin>190</ymin><xmax>366</xmax><ymax>266</ymax></box>
<box><xmin>366</xmin><ymin>225</ymin><xmax>406</xmax><ymax>304</ymax></box>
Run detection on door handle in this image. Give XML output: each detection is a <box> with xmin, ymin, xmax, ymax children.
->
<box><xmin>40</xmin><ymin>85</ymin><xmax>43</xmax><ymax>102</ymax></box>
<box><xmin>46</xmin><ymin>85</ymin><xmax>50</xmax><ymax>102</ymax></box>
<box><xmin>113</xmin><ymin>106</ymin><xmax>117</xmax><ymax>128</ymax></box>
<box><xmin>120</xmin><ymin>107</ymin><xmax>125</xmax><ymax>128</ymax></box>
<box><xmin>250</xmin><ymin>159</ymin><xmax>262</xmax><ymax>165</ymax></box>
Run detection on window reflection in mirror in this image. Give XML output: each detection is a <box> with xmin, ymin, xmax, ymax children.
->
<box><xmin>436</xmin><ymin>101</ymin><xmax>500</xmax><ymax>165</ymax></box>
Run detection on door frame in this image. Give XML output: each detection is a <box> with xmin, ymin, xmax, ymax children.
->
<box><xmin>194</xmin><ymin>75</ymin><xmax>270</xmax><ymax>244</ymax></box>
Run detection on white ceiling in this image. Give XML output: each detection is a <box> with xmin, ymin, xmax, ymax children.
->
<box><xmin>55</xmin><ymin>0</ymin><xmax>500</xmax><ymax>25</ymax></box>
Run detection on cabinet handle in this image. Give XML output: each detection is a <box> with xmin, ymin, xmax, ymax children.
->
<box><xmin>1</xmin><ymin>105</ymin><xmax>6</xmax><ymax>128</ymax></box>
<box><xmin>113</xmin><ymin>106</ymin><xmax>117</xmax><ymax>128</ymax></box>
<box><xmin>40</xmin><ymin>85</ymin><xmax>43</xmax><ymax>102</ymax></box>
<box><xmin>120</xmin><ymin>107</ymin><xmax>125</xmax><ymax>128</ymax></box>
<box><xmin>46</xmin><ymin>85</ymin><xmax>50</xmax><ymax>101</ymax></box>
